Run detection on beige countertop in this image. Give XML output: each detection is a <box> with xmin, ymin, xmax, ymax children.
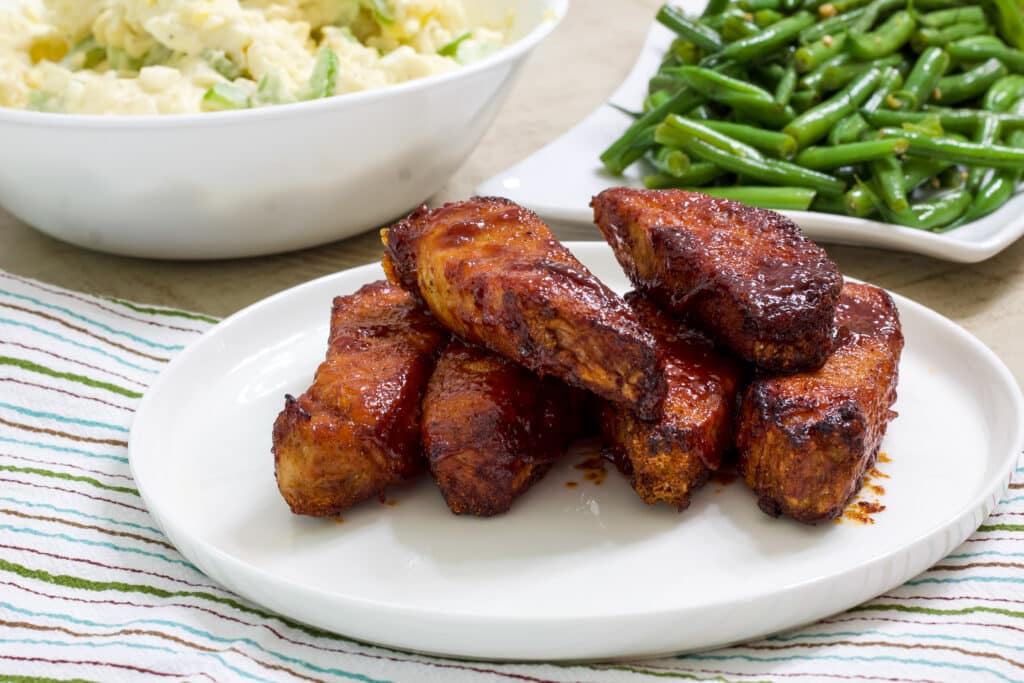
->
<box><xmin>1</xmin><ymin>0</ymin><xmax>1022</xmax><ymax>386</ymax></box>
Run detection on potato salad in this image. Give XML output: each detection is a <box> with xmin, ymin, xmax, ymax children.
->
<box><xmin>0</xmin><ymin>0</ymin><xmax>506</xmax><ymax>114</ymax></box>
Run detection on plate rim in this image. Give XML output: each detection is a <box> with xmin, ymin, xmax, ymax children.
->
<box><xmin>129</xmin><ymin>242</ymin><xmax>1024</xmax><ymax>653</ymax></box>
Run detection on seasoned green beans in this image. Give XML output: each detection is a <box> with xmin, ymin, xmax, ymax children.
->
<box><xmin>948</xmin><ymin>36</ymin><xmax>1024</xmax><ymax>73</ymax></box>
<box><xmin>933</xmin><ymin>59</ymin><xmax>1009</xmax><ymax>106</ymax></box>
<box><xmin>796</xmin><ymin>138</ymin><xmax>908</xmax><ymax>169</ymax></box>
<box><xmin>879</xmin><ymin>128</ymin><xmax>1024</xmax><ymax>169</ymax></box>
<box><xmin>600</xmin><ymin>0</ymin><xmax>1024</xmax><ymax>231</ymax></box>
<box><xmin>716</xmin><ymin>11</ymin><xmax>815</xmax><ymax>61</ymax></box>
<box><xmin>849</xmin><ymin>10</ymin><xmax>915</xmax><ymax>60</ymax></box>
<box><xmin>895</xmin><ymin>47</ymin><xmax>948</xmax><ymax>110</ymax></box>
<box><xmin>783</xmin><ymin>67</ymin><xmax>883</xmax><ymax>148</ymax></box>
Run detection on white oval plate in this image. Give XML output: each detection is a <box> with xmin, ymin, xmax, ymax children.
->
<box><xmin>476</xmin><ymin>11</ymin><xmax>1024</xmax><ymax>263</ymax></box>
<box><xmin>130</xmin><ymin>242</ymin><xmax>1024</xmax><ymax>661</ymax></box>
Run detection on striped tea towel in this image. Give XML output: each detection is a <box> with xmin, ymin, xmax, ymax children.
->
<box><xmin>0</xmin><ymin>269</ymin><xmax>1021</xmax><ymax>683</ymax></box>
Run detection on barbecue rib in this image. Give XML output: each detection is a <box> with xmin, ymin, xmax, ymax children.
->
<box><xmin>735</xmin><ymin>281</ymin><xmax>903</xmax><ymax>524</ymax></box>
<box><xmin>601</xmin><ymin>293</ymin><xmax>743</xmax><ymax>510</ymax></box>
<box><xmin>382</xmin><ymin>196</ymin><xmax>666</xmax><ymax>419</ymax></box>
<box><xmin>422</xmin><ymin>339</ymin><xmax>584</xmax><ymax>516</ymax></box>
<box><xmin>592</xmin><ymin>188</ymin><xmax>842</xmax><ymax>374</ymax></box>
<box><xmin>272</xmin><ymin>280</ymin><xmax>447</xmax><ymax>516</ymax></box>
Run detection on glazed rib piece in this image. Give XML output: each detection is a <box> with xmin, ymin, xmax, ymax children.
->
<box><xmin>382</xmin><ymin>197</ymin><xmax>666</xmax><ymax>419</ymax></box>
<box><xmin>422</xmin><ymin>339</ymin><xmax>585</xmax><ymax>516</ymax></box>
<box><xmin>592</xmin><ymin>188</ymin><xmax>843</xmax><ymax>374</ymax></box>
<box><xmin>272</xmin><ymin>280</ymin><xmax>447</xmax><ymax>516</ymax></box>
<box><xmin>735</xmin><ymin>282</ymin><xmax>904</xmax><ymax>524</ymax></box>
<box><xmin>601</xmin><ymin>293</ymin><xmax>744</xmax><ymax>510</ymax></box>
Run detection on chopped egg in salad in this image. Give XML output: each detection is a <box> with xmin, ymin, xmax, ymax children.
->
<box><xmin>0</xmin><ymin>0</ymin><xmax>506</xmax><ymax>114</ymax></box>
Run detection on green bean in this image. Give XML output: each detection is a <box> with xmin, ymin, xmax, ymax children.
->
<box><xmin>644</xmin><ymin>163</ymin><xmax>726</xmax><ymax>189</ymax></box>
<box><xmin>667</xmin><ymin>67</ymin><xmax>796</xmax><ymax>126</ymax></box>
<box><xmin>894</xmin><ymin>47</ymin><xmax>949</xmax><ymax>111</ymax></box>
<box><xmin>914</xmin><ymin>0</ymin><xmax>970</xmax><ymax>8</ymax></box>
<box><xmin>704</xmin><ymin>10</ymin><xmax>727</xmax><ymax>29</ymax></box>
<box><xmin>850</xmin><ymin>11</ymin><xmax>916</xmax><ymax>60</ymax></box>
<box><xmin>863</xmin><ymin>107</ymin><xmax>1024</xmax><ymax>134</ymax></box>
<box><xmin>912</xmin><ymin>23</ymin><xmax>990</xmax><ymax>51</ymax></box>
<box><xmin>816</xmin><ymin>0</ymin><xmax>876</xmax><ymax>15</ymax></box>
<box><xmin>648</xmin><ymin>85</ymin><xmax>674</xmax><ymax>106</ymax></box>
<box><xmin>903</xmin><ymin>158</ymin><xmax>954</xmax><ymax>190</ymax></box>
<box><xmin>871</xmin><ymin>155</ymin><xmax>909</xmax><ymax>211</ymax></box>
<box><xmin>649</xmin><ymin>70</ymin><xmax>683</xmax><ymax>96</ymax></box>
<box><xmin>671</xmin><ymin>185</ymin><xmax>817</xmax><ymax>210</ymax></box>
<box><xmin>755</xmin><ymin>63</ymin><xmax>788</xmax><ymax>85</ymax></box>
<box><xmin>819</xmin><ymin>53</ymin><xmax>903</xmax><ymax>92</ymax></box>
<box><xmin>795</xmin><ymin>32</ymin><xmax>847</xmax><ymax>73</ymax></box>
<box><xmin>663</xmin><ymin>134</ymin><xmax>847</xmax><ymax>193</ymax></box>
<box><xmin>966</xmin><ymin>158</ymin><xmax>991</xmax><ymax>192</ymax></box>
<box><xmin>883</xmin><ymin>189</ymin><xmax>973</xmax><ymax>230</ymax></box>
<box><xmin>796</xmin><ymin>138</ymin><xmax>908</xmax><ymax>169</ymax></box>
<box><xmin>790</xmin><ymin>89</ymin><xmax>822</xmax><ymax>111</ymax></box>
<box><xmin>922</xmin><ymin>105</ymin><xmax>1024</xmax><ymax>129</ymax></box>
<box><xmin>878</xmin><ymin>127</ymin><xmax>1024</xmax><ymax>170</ymax></box>
<box><xmin>702</xmin><ymin>120</ymin><xmax>799</xmax><ymax>158</ymax></box>
<box><xmin>784</xmin><ymin>67</ymin><xmax>883</xmax><ymax>148</ymax></box>
<box><xmin>932</xmin><ymin>58</ymin><xmax>1009</xmax><ymax>106</ymax></box>
<box><xmin>729</xmin><ymin>95</ymin><xmax>798</xmax><ymax>127</ymax></box>
<box><xmin>740</xmin><ymin>0</ymin><xmax>783</xmax><ymax>11</ymax></box>
<box><xmin>722</xmin><ymin>13</ymin><xmax>761</xmax><ymax>42</ymax></box>
<box><xmin>954</xmin><ymin>173</ymin><xmax>1016</xmax><ymax>224</ymax></box>
<box><xmin>687</xmin><ymin>104</ymin><xmax>715</xmax><ymax>119</ymax></box>
<box><xmin>755</xmin><ymin>9</ymin><xmax>785</xmax><ymax>27</ymax></box>
<box><xmin>702</xmin><ymin>0</ymin><xmax>731</xmax><ymax>18</ymax></box>
<box><xmin>716</xmin><ymin>11</ymin><xmax>816</xmax><ymax>62</ymax></box>
<box><xmin>650</xmin><ymin>146</ymin><xmax>692</xmax><ymax>177</ymax></box>
<box><xmin>624</xmin><ymin>126</ymin><xmax>659</xmax><ymax>163</ymax></box>
<box><xmin>948</xmin><ymin>36</ymin><xmax>1024</xmax><ymax>73</ymax></box>
<box><xmin>669</xmin><ymin>66</ymin><xmax>776</xmax><ymax>105</ymax></box>
<box><xmin>657</xmin><ymin>6</ymin><xmax>723</xmax><ymax>53</ymax></box>
<box><xmin>656</xmin><ymin>115</ymin><xmax>763</xmax><ymax>159</ymax></box>
<box><xmin>852</xmin><ymin>0</ymin><xmax>906</xmax><ymax>33</ymax></box>
<box><xmin>939</xmin><ymin>165</ymin><xmax>969</xmax><ymax>189</ymax></box>
<box><xmin>642</xmin><ymin>91</ymin><xmax>670</xmax><ymax>113</ymax></box>
<box><xmin>918</xmin><ymin>7</ymin><xmax>987</xmax><ymax>29</ymax></box>
<box><xmin>800</xmin><ymin>6</ymin><xmax>869</xmax><ymax>42</ymax></box>
<box><xmin>899</xmin><ymin>112</ymin><xmax>945</xmax><ymax>137</ymax></box>
<box><xmin>601</xmin><ymin>87</ymin><xmax>703</xmax><ymax>174</ymax></box>
<box><xmin>800</xmin><ymin>53</ymin><xmax>854</xmax><ymax>91</ymax></box>
<box><xmin>811</xmin><ymin>193</ymin><xmax>850</xmax><ymax>214</ymax></box>
<box><xmin>666</xmin><ymin>38</ymin><xmax>703</xmax><ymax>66</ymax></box>
<box><xmin>775</xmin><ymin>65</ymin><xmax>798</xmax><ymax>105</ymax></box>
<box><xmin>829</xmin><ymin>112</ymin><xmax>870</xmax><ymax>144</ymax></box>
<box><xmin>958</xmin><ymin>118</ymin><xmax>1024</xmax><ymax>224</ymax></box>
<box><xmin>989</xmin><ymin>0</ymin><xmax>1024</xmax><ymax>52</ymax></box>
<box><xmin>863</xmin><ymin>65</ymin><xmax>904</xmax><ymax>111</ymax></box>
<box><xmin>610</xmin><ymin>103</ymin><xmax>641</xmax><ymax>119</ymax></box>
<box><xmin>845</xmin><ymin>183</ymin><xmax>881</xmax><ymax>217</ymax></box>
<box><xmin>984</xmin><ymin>75</ymin><xmax>1024</xmax><ymax>113</ymax></box>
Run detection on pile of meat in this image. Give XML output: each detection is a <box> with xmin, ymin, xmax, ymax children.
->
<box><xmin>272</xmin><ymin>189</ymin><xmax>904</xmax><ymax>525</ymax></box>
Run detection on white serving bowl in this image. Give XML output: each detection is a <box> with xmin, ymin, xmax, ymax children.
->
<box><xmin>0</xmin><ymin>0</ymin><xmax>566</xmax><ymax>259</ymax></box>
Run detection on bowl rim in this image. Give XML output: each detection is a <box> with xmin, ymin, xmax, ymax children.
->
<box><xmin>0</xmin><ymin>0</ymin><xmax>569</xmax><ymax>129</ymax></box>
